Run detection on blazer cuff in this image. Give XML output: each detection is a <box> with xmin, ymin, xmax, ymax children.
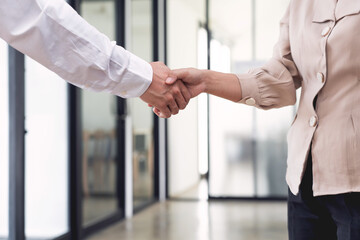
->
<box><xmin>236</xmin><ymin>72</ymin><xmax>261</xmax><ymax>107</ymax></box>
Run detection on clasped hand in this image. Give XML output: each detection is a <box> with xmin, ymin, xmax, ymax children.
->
<box><xmin>140</xmin><ymin>62</ymin><xmax>205</xmax><ymax>118</ymax></box>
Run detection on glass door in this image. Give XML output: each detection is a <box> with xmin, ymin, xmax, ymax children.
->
<box><xmin>80</xmin><ymin>0</ymin><xmax>121</xmax><ymax>226</ymax></box>
<box><xmin>128</xmin><ymin>0</ymin><xmax>156</xmax><ymax>210</ymax></box>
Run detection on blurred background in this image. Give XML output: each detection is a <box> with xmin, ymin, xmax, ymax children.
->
<box><xmin>0</xmin><ymin>0</ymin><xmax>298</xmax><ymax>239</ymax></box>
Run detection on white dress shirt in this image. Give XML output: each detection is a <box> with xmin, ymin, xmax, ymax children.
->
<box><xmin>0</xmin><ymin>0</ymin><xmax>153</xmax><ymax>98</ymax></box>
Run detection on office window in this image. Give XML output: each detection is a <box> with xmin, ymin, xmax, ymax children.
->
<box><xmin>0</xmin><ymin>40</ymin><xmax>9</xmax><ymax>240</ymax></box>
<box><xmin>80</xmin><ymin>0</ymin><xmax>119</xmax><ymax>226</ymax></box>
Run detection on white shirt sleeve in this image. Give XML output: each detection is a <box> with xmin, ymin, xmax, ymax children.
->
<box><xmin>0</xmin><ymin>0</ymin><xmax>153</xmax><ymax>98</ymax></box>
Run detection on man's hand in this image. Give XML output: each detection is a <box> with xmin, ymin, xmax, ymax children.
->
<box><xmin>140</xmin><ymin>62</ymin><xmax>191</xmax><ymax>118</ymax></box>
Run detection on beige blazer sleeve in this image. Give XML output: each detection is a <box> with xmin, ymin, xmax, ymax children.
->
<box><xmin>237</xmin><ymin>4</ymin><xmax>302</xmax><ymax>110</ymax></box>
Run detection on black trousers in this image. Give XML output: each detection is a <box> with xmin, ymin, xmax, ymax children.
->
<box><xmin>288</xmin><ymin>153</ymin><xmax>360</xmax><ymax>240</ymax></box>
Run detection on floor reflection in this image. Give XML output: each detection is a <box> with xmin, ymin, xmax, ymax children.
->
<box><xmin>87</xmin><ymin>200</ymin><xmax>287</xmax><ymax>240</ymax></box>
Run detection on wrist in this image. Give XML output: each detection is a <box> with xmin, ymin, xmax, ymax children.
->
<box><xmin>201</xmin><ymin>69</ymin><xmax>212</xmax><ymax>94</ymax></box>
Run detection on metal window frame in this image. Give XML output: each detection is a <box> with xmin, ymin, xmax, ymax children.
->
<box><xmin>115</xmin><ymin>0</ymin><xmax>127</xmax><ymax>224</ymax></box>
<box><xmin>163</xmin><ymin>0</ymin><xmax>170</xmax><ymax>199</ymax></box>
<box><xmin>8</xmin><ymin>47</ymin><xmax>25</xmax><ymax>240</ymax></box>
<box><xmin>153</xmin><ymin>0</ymin><xmax>160</xmax><ymax>201</ymax></box>
<box><xmin>156</xmin><ymin>0</ymin><xmax>168</xmax><ymax>202</ymax></box>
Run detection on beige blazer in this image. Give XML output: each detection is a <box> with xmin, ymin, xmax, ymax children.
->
<box><xmin>237</xmin><ymin>0</ymin><xmax>360</xmax><ymax>196</ymax></box>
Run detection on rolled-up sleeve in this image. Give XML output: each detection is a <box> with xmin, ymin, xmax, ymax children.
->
<box><xmin>0</xmin><ymin>0</ymin><xmax>152</xmax><ymax>98</ymax></box>
<box><xmin>237</xmin><ymin>4</ymin><xmax>301</xmax><ymax>110</ymax></box>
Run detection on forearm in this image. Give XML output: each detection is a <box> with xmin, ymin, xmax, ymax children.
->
<box><xmin>203</xmin><ymin>70</ymin><xmax>242</xmax><ymax>102</ymax></box>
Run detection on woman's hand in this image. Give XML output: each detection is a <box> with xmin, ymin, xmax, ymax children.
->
<box><xmin>152</xmin><ymin>67</ymin><xmax>242</xmax><ymax>117</ymax></box>
<box><xmin>166</xmin><ymin>68</ymin><xmax>207</xmax><ymax>98</ymax></box>
<box><xmin>169</xmin><ymin>68</ymin><xmax>241</xmax><ymax>102</ymax></box>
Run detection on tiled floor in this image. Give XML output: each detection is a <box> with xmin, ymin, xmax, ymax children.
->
<box><xmin>87</xmin><ymin>200</ymin><xmax>288</xmax><ymax>240</ymax></box>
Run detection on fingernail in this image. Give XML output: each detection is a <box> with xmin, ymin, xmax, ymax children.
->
<box><xmin>166</xmin><ymin>77</ymin><xmax>175</xmax><ymax>84</ymax></box>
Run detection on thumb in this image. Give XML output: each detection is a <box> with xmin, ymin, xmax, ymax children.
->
<box><xmin>172</xmin><ymin>68</ymin><xmax>190</xmax><ymax>82</ymax></box>
<box><xmin>165</xmin><ymin>71</ymin><xmax>177</xmax><ymax>85</ymax></box>
<box><xmin>165</xmin><ymin>75</ymin><xmax>177</xmax><ymax>85</ymax></box>
<box><xmin>166</xmin><ymin>68</ymin><xmax>188</xmax><ymax>85</ymax></box>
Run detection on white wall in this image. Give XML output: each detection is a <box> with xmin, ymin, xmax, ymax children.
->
<box><xmin>0</xmin><ymin>40</ymin><xmax>9</xmax><ymax>238</ymax></box>
<box><xmin>167</xmin><ymin>0</ymin><xmax>205</xmax><ymax>196</ymax></box>
<box><xmin>25</xmin><ymin>58</ymin><xmax>68</xmax><ymax>238</ymax></box>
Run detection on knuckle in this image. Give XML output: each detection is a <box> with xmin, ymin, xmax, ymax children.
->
<box><xmin>159</xmin><ymin>103</ymin><xmax>167</xmax><ymax>109</ymax></box>
<box><xmin>166</xmin><ymin>95</ymin><xmax>174</xmax><ymax>103</ymax></box>
<box><xmin>173</xmin><ymin>87</ymin><xmax>181</xmax><ymax>95</ymax></box>
<box><xmin>173</xmin><ymin>106</ymin><xmax>179</xmax><ymax>113</ymax></box>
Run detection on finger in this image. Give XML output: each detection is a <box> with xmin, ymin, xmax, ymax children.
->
<box><xmin>154</xmin><ymin>107</ymin><xmax>170</xmax><ymax>118</ymax></box>
<box><xmin>172</xmin><ymin>69</ymin><xmax>189</xmax><ymax>82</ymax></box>
<box><xmin>167</xmin><ymin>99</ymin><xmax>179</xmax><ymax>115</ymax></box>
<box><xmin>158</xmin><ymin>105</ymin><xmax>172</xmax><ymax>118</ymax></box>
<box><xmin>153</xmin><ymin>107</ymin><xmax>161</xmax><ymax>115</ymax></box>
<box><xmin>152</xmin><ymin>107</ymin><xmax>161</xmax><ymax>117</ymax></box>
<box><xmin>165</xmin><ymin>69</ymin><xmax>177</xmax><ymax>85</ymax></box>
<box><xmin>165</xmin><ymin>76</ymin><xmax>177</xmax><ymax>85</ymax></box>
<box><xmin>153</xmin><ymin>108</ymin><xmax>168</xmax><ymax>118</ymax></box>
<box><xmin>173</xmin><ymin>84</ymin><xmax>187</xmax><ymax>110</ymax></box>
<box><xmin>159</xmin><ymin>112</ymin><xmax>168</xmax><ymax>118</ymax></box>
<box><xmin>153</xmin><ymin>62</ymin><xmax>177</xmax><ymax>85</ymax></box>
<box><xmin>178</xmin><ymin>81</ymin><xmax>191</xmax><ymax>105</ymax></box>
<box><xmin>165</xmin><ymin>69</ymin><xmax>178</xmax><ymax>85</ymax></box>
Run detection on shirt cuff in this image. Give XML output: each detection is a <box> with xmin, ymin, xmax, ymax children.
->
<box><xmin>111</xmin><ymin>46</ymin><xmax>153</xmax><ymax>98</ymax></box>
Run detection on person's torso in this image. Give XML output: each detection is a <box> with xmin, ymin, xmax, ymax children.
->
<box><xmin>286</xmin><ymin>0</ymin><xmax>360</xmax><ymax>196</ymax></box>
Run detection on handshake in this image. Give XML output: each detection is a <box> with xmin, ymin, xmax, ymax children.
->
<box><xmin>140</xmin><ymin>61</ymin><xmax>207</xmax><ymax>118</ymax></box>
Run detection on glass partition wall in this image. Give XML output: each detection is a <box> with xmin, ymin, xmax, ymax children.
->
<box><xmin>208</xmin><ymin>0</ymin><xmax>292</xmax><ymax>198</ymax></box>
<box><xmin>166</xmin><ymin>0</ymin><xmax>293</xmax><ymax>199</ymax></box>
